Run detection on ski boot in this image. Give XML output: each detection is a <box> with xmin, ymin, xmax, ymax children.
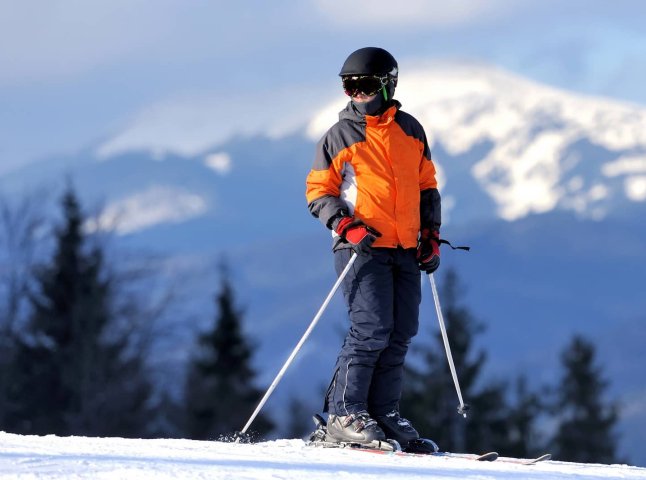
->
<box><xmin>308</xmin><ymin>413</ymin><xmax>399</xmax><ymax>452</ymax></box>
<box><xmin>373</xmin><ymin>410</ymin><xmax>439</xmax><ymax>453</ymax></box>
<box><xmin>327</xmin><ymin>411</ymin><xmax>387</xmax><ymax>444</ymax></box>
<box><xmin>309</xmin><ymin>415</ymin><xmax>329</xmax><ymax>444</ymax></box>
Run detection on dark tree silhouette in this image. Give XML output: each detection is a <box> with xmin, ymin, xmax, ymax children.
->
<box><xmin>551</xmin><ymin>335</ymin><xmax>620</xmax><ymax>463</ymax></box>
<box><xmin>3</xmin><ymin>186</ymin><xmax>153</xmax><ymax>436</ymax></box>
<box><xmin>504</xmin><ymin>376</ymin><xmax>547</xmax><ymax>458</ymax></box>
<box><xmin>0</xmin><ymin>191</ymin><xmax>47</xmax><ymax>429</ymax></box>
<box><xmin>184</xmin><ymin>260</ymin><xmax>273</xmax><ymax>440</ymax></box>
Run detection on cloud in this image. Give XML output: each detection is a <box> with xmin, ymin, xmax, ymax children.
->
<box><xmin>96</xmin><ymin>84</ymin><xmax>336</xmax><ymax>159</ymax></box>
<box><xmin>0</xmin><ymin>0</ymin><xmax>545</xmax><ymax>86</ymax></box>
<box><xmin>204</xmin><ymin>153</ymin><xmax>232</xmax><ymax>175</ymax></box>
<box><xmin>625</xmin><ymin>176</ymin><xmax>646</xmax><ymax>202</ymax></box>
<box><xmin>0</xmin><ymin>0</ymin><xmax>173</xmax><ymax>84</ymax></box>
<box><xmin>312</xmin><ymin>0</ymin><xmax>526</xmax><ymax>28</ymax></box>
<box><xmin>0</xmin><ymin>1</ymin><xmax>298</xmax><ymax>86</ymax></box>
<box><xmin>3</xmin><ymin>0</ymin><xmax>646</xmax><ymax>176</ymax></box>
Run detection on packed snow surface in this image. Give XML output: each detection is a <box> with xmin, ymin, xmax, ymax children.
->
<box><xmin>1</xmin><ymin>432</ymin><xmax>645</xmax><ymax>479</ymax></box>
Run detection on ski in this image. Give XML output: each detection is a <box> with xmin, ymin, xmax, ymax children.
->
<box><xmin>307</xmin><ymin>415</ymin><xmax>550</xmax><ymax>465</ymax></box>
<box><xmin>308</xmin><ymin>414</ymin><xmax>497</xmax><ymax>461</ymax></box>
<box><xmin>412</xmin><ymin>451</ymin><xmax>550</xmax><ymax>465</ymax></box>
<box><xmin>307</xmin><ymin>440</ymin><xmax>498</xmax><ymax>461</ymax></box>
<box><xmin>345</xmin><ymin>446</ymin><xmax>550</xmax><ymax>465</ymax></box>
<box><xmin>433</xmin><ymin>451</ymin><xmax>499</xmax><ymax>462</ymax></box>
<box><xmin>496</xmin><ymin>453</ymin><xmax>552</xmax><ymax>465</ymax></box>
<box><xmin>308</xmin><ymin>439</ymin><xmax>401</xmax><ymax>452</ymax></box>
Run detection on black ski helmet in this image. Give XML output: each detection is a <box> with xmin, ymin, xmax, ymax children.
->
<box><xmin>339</xmin><ymin>47</ymin><xmax>398</xmax><ymax>101</ymax></box>
<box><xmin>339</xmin><ymin>47</ymin><xmax>398</xmax><ymax>81</ymax></box>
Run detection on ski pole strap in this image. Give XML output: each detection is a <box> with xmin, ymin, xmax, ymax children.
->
<box><xmin>438</xmin><ymin>238</ymin><xmax>470</xmax><ymax>251</ymax></box>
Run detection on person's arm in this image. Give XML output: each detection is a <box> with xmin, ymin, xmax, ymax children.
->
<box><xmin>418</xmin><ymin>129</ymin><xmax>442</xmax><ymax>272</ymax></box>
<box><xmin>306</xmin><ymin>135</ymin><xmax>350</xmax><ymax>230</ymax></box>
<box><xmin>418</xmin><ymin>125</ymin><xmax>441</xmax><ymax>231</ymax></box>
<box><xmin>420</xmin><ymin>188</ymin><xmax>441</xmax><ymax>233</ymax></box>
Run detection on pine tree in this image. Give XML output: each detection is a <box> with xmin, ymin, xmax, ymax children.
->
<box><xmin>503</xmin><ymin>376</ymin><xmax>546</xmax><ymax>458</ymax></box>
<box><xmin>5</xmin><ymin>186</ymin><xmax>152</xmax><ymax>436</ymax></box>
<box><xmin>551</xmin><ymin>335</ymin><xmax>620</xmax><ymax>463</ymax></box>
<box><xmin>184</xmin><ymin>260</ymin><xmax>273</xmax><ymax>440</ymax></box>
<box><xmin>0</xmin><ymin>191</ymin><xmax>46</xmax><ymax>428</ymax></box>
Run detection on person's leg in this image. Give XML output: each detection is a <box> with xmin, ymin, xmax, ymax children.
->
<box><xmin>368</xmin><ymin>248</ymin><xmax>421</xmax><ymax>415</ymax></box>
<box><xmin>325</xmin><ymin>248</ymin><xmax>395</xmax><ymax>416</ymax></box>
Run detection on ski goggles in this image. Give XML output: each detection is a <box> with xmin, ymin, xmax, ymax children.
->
<box><xmin>342</xmin><ymin>75</ymin><xmax>390</xmax><ymax>97</ymax></box>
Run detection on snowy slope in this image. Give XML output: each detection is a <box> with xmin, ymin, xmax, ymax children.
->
<box><xmin>0</xmin><ymin>432</ymin><xmax>645</xmax><ymax>480</ymax></box>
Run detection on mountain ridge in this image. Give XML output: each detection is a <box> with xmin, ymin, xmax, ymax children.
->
<box><xmin>3</xmin><ymin>63</ymin><xmax>645</xmax><ymax>234</ymax></box>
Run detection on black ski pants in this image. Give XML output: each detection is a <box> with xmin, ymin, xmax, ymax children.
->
<box><xmin>325</xmin><ymin>247</ymin><xmax>421</xmax><ymax>416</ymax></box>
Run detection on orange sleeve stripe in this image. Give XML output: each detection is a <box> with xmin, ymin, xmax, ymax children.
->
<box><xmin>305</xmin><ymin>146</ymin><xmax>352</xmax><ymax>204</ymax></box>
<box><xmin>306</xmin><ymin>169</ymin><xmax>340</xmax><ymax>203</ymax></box>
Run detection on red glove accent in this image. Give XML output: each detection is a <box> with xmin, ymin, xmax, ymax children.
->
<box><xmin>417</xmin><ymin>229</ymin><xmax>440</xmax><ymax>273</ymax></box>
<box><xmin>335</xmin><ymin>217</ymin><xmax>381</xmax><ymax>256</ymax></box>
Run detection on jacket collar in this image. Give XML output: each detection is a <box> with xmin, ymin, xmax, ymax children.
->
<box><xmin>339</xmin><ymin>100</ymin><xmax>401</xmax><ymax>126</ymax></box>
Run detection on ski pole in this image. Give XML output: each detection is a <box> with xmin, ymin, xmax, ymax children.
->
<box><xmin>236</xmin><ymin>252</ymin><xmax>359</xmax><ymax>441</ymax></box>
<box><xmin>428</xmin><ymin>273</ymin><xmax>470</xmax><ymax>418</ymax></box>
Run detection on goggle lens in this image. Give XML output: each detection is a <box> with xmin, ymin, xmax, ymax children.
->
<box><xmin>342</xmin><ymin>75</ymin><xmax>388</xmax><ymax>97</ymax></box>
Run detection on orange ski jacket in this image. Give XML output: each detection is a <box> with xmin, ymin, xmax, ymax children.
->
<box><xmin>306</xmin><ymin>101</ymin><xmax>441</xmax><ymax>249</ymax></box>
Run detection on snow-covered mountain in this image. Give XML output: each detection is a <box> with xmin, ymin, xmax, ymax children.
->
<box><xmin>3</xmin><ymin>63</ymin><xmax>644</xmax><ymax>237</ymax></box>
<box><xmin>1</xmin><ymin>62</ymin><xmax>646</xmax><ymax>465</ymax></box>
<box><xmin>6</xmin><ymin>63</ymin><xmax>644</xmax><ymax>230</ymax></box>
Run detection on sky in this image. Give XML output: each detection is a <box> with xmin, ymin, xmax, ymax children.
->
<box><xmin>1</xmin><ymin>0</ymin><xmax>645</xmax><ymax>173</ymax></box>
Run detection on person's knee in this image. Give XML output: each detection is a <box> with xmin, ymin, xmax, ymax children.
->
<box><xmin>347</xmin><ymin>324</ymin><xmax>392</xmax><ymax>352</ymax></box>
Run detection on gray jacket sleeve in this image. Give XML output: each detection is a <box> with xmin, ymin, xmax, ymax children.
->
<box><xmin>420</xmin><ymin>188</ymin><xmax>441</xmax><ymax>232</ymax></box>
<box><xmin>308</xmin><ymin>195</ymin><xmax>349</xmax><ymax>230</ymax></box>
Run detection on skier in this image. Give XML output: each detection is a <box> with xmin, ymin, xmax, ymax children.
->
<box><xmin>305</xmin><ymin>47</ymin><xmax>442</xmax><ymax>449</ymax></box>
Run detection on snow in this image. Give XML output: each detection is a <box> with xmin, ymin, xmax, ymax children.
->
<box><xmin>86</xmin><ymin>185</ymin><xmax>208</xmax><ymax>235</ymax></box>
<box><xmin>1</xmin><ymin>432</ymin><xmax>645</xmax><ymax>480</ymax></box>
<box><xmin>95</xmin><ymin>86</ymin><xmax>323</xmax><ymax>160</ymax></box>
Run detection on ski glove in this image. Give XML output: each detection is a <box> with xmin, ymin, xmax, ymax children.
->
<box><xmin>335</xmin><ymin>216</ymin><xmax>381</xmax><ymax>256</ymax></box>
<box><xmin>417</xmin><ymin>229</ymin><xmax>440</xmax><ymax>273</ymax></box>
